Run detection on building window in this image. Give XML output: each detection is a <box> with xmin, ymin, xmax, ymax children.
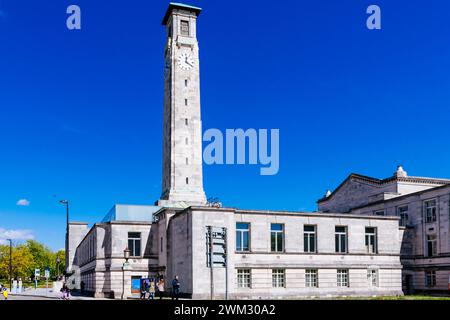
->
<box><xmin>367</xmin><ymin>269</ymin><xmax>378</xmax><ymax>287</ymax></box>
<box><xmin>424</xmin><ymin>200</ymin><xmax>437</xmax><ymax>223</ymax></box>
<box><xmin>305</xmin><ymin>269</ymin><xmax>318</xmax><ymax>288</ymax></box>
<box><xmin>272</xmin><ymin>269</ymin><xmax>285</xmax><ymax>288</ymax></box>
<box><xmin>335</xmin><ymin>226</ymin><xmax>347</xmax><ymax>253</ymax></box>
<box><xmin>237</xmin><ymin>269</ymin><xmax>251</xmax><ymax>288</ymax></box>
<box><xmin>185</xmin><ymin>118</ymin><xmax>188</xmax><ymax>125</ymax></box>
<box><xmin>160</xmin><ymin>237</ymin><xmax>163</xmax><ymax>253</ymax></box>
<box><xmin>270</xmin><ymin>224</ymin><xmax>284</xmax><ymax>252</ymax></box>
<box><xmin>180</xmin><ymin>20</ymin><xmax>190</xmax><ymax>36</ymax></box>
<box><xmin>185</xmin><ymin>79</ymin><xmax>188</xmax><ymax>87</ymax></box>
<box><xmin>128</xmin><ymin>232</ymin><xmax>141</xmax><ymax>257</ymax></box>
<box><xmin>426</xmin><ymin>234</ymin><xmax>437</xmax><ymax>257</ymax></box>
<box><xmin>185</xmin><ymin>137</ymin><xmax>188</xmax><ymax>145</ymax></box>
<box><xmin>425</xmin><ymin>271</ymin><xmax>436</xmax><ymax>287</ymax></box>
<box><xmin>185</xmin><ymin>99</ymin><xmax>188</xmax><ymax>106</ymax></box>
<box><xmin>186</xmin><ymin>157</ymin><xmax>189</xmax><ymax>165</ymax></box>
<box><xmin>397</xmin><ymin>206</ymin><xmax>409</xmax><ymax>227</ymax></box>
<box><xmin>186</xmin><ymin>177</ymin><xmax>189</xmax><ymax>185</ymax></box>
<box><xmin>374</xmin><ymin>210</ymin><xmax>385</xmax><ymax>216</ymax></box>
<box><xmin>365</xmin><ymin>227</ymin><xmax>377</xmax><ymax>254</ymax></box>
<box><xmin>304</xmin><ymin>225</ymin><xmax>316</xmax><ymax>253</ymax></box>
<box><xmin>236</xmin><ymin>222</ymin><xmax>250</xmax><ymax>252</ymax></box>
<box><xmin>337</xmin><ymin>269</ymin><xmax>349</xmax><ymax>287</ymax></box>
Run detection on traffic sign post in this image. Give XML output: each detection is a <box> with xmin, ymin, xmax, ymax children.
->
<box><xmin>45</xmin><ymin>267</ymin><xmax>50</xmax><ymax>296</ymax></box>
<box><xmin>206</xmin><ymin>226</ymin><xmax>228</xmax><ymax>300</ymax></box>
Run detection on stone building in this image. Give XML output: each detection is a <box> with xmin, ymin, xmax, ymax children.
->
<box><xmin>66</xmin><ymin>3</ymin><xmax>413</xmax><ymax>299</ymax></box>
<box><xmin>319</xmin><ymin>166</ymin><xmax>450</xmax><ymax>294</ymax></box>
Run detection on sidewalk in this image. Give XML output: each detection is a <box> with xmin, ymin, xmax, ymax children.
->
<box><xmin>11</xmin><ymin>288</ymin><xmax>107</xmax><ymax>300</ymax></box>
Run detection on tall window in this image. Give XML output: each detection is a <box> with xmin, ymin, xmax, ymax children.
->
<box><xmin>272</xmin><ymin>269</ymin><xmax>285</xmax><ymax>288</ymax></box>
<box><xmin>365</xmin><ymin>227</ymin><xmax>377</xmax><ymax>254</ymax></box>
<box><xmin>304</xmin><ymin>225</ymin><xmax>316</xmax><ymax>253</ymax></box>
<box><xmin>367</xmin><ymin>269</ymin><xmax>378</xmax><ymax>287</ymax></box>
<box><xmin>425</xmin><ymin>271</ymin><xmax>436</xmax><ymax>287</ymax></box>
<box><xmin>237</xmin><ymin>269</ymin><xmax>251</xmax><ymax>288</ymax></box>
<box><xmin>424</xmin><ymin>200</ymin><xmax>437</xmax><ymax>223</ymax></box>
<box><xmin>426</xmin><ymin>234</ymin><xmax>437</xmax><ymax>257</ymax></box>
<box><xmin>128</xmin><ymin>232</ymin><xmax>141</xmax><ymax>257</ymax></box>
<box><xmin>335</xmin><ymin>226</ymin><xmax>347</xmax><ymax>253</ymax></box>
<box><xmin>271</xmin><ymin>224</ymin><xmax>284</xmax><ymax>252</ymax></box>
<box><xmin>180</xmin><ymin>20</ymin><xmax>190</xmax><ymax>36</ymax></box>
<box><xmin>236</xmin><ymin>222</ymin><xmax>250</xmax><ymax>252</ymax></box>
<box><xmin>337</xmin><ymin>269</ymin><xmax>349</xmax><ymax>287</ymax></box>
<box><xmin>305</xmin><ymin>269</ymin><xmax>318</xmax><ymax>288</ymax></box>
<box><xmin>398</xmin><ymin>206</ymin><xmax>409</xmax><ymax>227</ymax></box>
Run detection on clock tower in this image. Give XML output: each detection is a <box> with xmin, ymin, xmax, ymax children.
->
<box><xmin>158</xmin><ymin>3</ymin><xmax>207</xmax><ymax>207</ymax></box>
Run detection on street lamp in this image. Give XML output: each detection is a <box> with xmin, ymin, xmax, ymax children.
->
<box><xmin>59</xmin><ymin>200</ymin><xmax>69</xmax><ymax>232</ymax></box>
<box><xmin>7</xmin><ymin>239</ymin><xmax>12</xmax><ymax>291</ymax></box>
<box><xmin>59</xmin><ymin>200</ymin><xmax>69</xmax><ymax>274</ymax></box>
<box><xmin>56</xmin><ymin>256</ymin><xmax>61</xmax><ymax>279</ymax></box>
<box><xmin>121</xmin><ymin>247</ymin><xmax>131</xmax><ymax>300</ymax></box>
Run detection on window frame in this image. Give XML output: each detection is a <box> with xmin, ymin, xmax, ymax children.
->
<box><xmin>305</xmin><ymin>269</ymin><xmax>318</xmax><ymax>288</ymax></box>
<box><xmin>304</xmin><ymin>225</ymin><xmax>317</xmax><ymax>253</ymax></box>
<box><xmin>335</xmin><ymin>226</ymin><xmax>348</xmax><ymax>253</ymax></box>
<box><xmin>128</xmin><ymin>232</ymin><xmax>141</xmax><ymax>257</ymax></box>
<box><xmin>272</xmin><ymin>269</ymin><xmax>285</xmax><ymax>288</ymax></box>
<box><xmin>237</xmin><ymin>269</ymin><xmax>251</xmax><ymax>288</ymax></box>
<box><xmin>424</xmin><ymin>199</ymin><xmax>437</xmax><ymax>223</ymax></box>
<box><xmin>236</xmin><ymin>222</ymin><xmax>251</xmax><ymax>252</ymax></box>
<box><xmin>337</xmin><ymin>269</ymin><xmax>349</xmax><ymax>287</ymax></box>
<box><xmin>365</xmin><ymin>227</ymin><xmax>378</xmax><ymax>254</ymax></box>
<box><xmin>367</xmin><ymin>269</ymin><xmax>378</xmax><ymax>288</ymax></box>
<box><xmin>425</xmin><ymin>270</ymin><xmax>436</xmax><ymax>287</ymax></box>
<box><xmin>180</xmin><ymin>20</ymin><xmax>190</xmax><ymax>36</ymax></box>
<box><xmin>426</xmin><ymin>234</ymin><xmax>438</xmax><ymax>257</ymax></box>
<box><xmin>397</xmin><ymin>205</ymin><xmax>409</xmax><ymax>227</ymax></box>
<box><xmin>270</xmin><ymin>223</ymin><xmax>285</xmax><ymax>253</ymax></box>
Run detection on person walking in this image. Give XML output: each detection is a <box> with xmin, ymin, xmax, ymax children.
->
<box><xmin>148</xmin><ymin>279</ymin><xmax>156</xmax><ymax>300</ymax></box>
<box><xmin>171</xmin><ymin>275</ymin><xmax>180</xmax><ymax>300</ymax></box>
<box><xmin>157</xmin><ymin>277</ymin><xmax>165</xmax><ymax>300</ymax></box>
<box><xmin>2</xmin><ymin>286</ymin><xmax>8</xmax><ymax>300</ymax></box>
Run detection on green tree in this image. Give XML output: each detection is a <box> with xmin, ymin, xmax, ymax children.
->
<box><xmin>0</xmin><ymin>244</ymin><xmax>34</xmax><ymax>280</ymax></box>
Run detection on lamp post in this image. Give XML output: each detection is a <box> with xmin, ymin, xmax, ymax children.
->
<box><xmin>7</xmin><ymin>239</ymin><xmax>12</xmax><ymax>291</ymax></box>
<box><xmin>59</xmin><ymin>200</ymin><xmax>69</xmax><ymax>274</ymax></box>
<box><xmin>122</xmin><ymin>247</ymin><xmax>130</xmax><ymax>300</ymax></box>
<box><xmin>59</xmin><ymin>200</ymin><xmax>69</xmax><ymax>232</ymax></box>
<box><xmin>56</xmin><ymin>256</ymin><xmax>61</xmax><ymax>280</ymax></box>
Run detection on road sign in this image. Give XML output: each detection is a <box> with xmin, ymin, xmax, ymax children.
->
<box><xmin>34</xmin><ymin>269</ymin><xmax>40</xmax><ymax>277</ymax></box>
<box><xmin>44</xmin><ymin>269</ymin><xmax>50</xmax><ymax>278</ymax></box>
<box><xmin>206</xmin><ymin>226</ymin><xmax>227</xmax><ymax>268</ymax></box>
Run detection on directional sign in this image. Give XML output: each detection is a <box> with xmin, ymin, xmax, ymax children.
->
<box><xmin>206</xmin><ymin>226</ymin><xmax>227</xmax><ymax>268</ymax></box>
<box><xmin>44</xmin><ymin>269</ymin><xmax>50</xmax><ymax>278</ymax></box>
<box><xmin>34</xmin><ymin>269</ymin><xmax>40</xmax><ymax>277</ymax></box>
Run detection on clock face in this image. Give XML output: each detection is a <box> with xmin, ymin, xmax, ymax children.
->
<box><xmin>177</xmin><ymin>52</ymin><xmax>194</xmax><ymax>71</ymax></box>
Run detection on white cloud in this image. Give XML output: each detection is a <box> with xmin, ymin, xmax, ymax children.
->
<box><xmin>16</xmin><ymin>199</ymin><xmax>30</xmax><ymax>206</ymax></box>
<box><xmin>0</xmin><ymin>228</ymin><xmax>34</xmax><ymax>244</ymax></box>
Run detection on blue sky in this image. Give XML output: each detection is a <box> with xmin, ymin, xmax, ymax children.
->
<box><xmin>1</xmin><ymin>0</ymin><xmax>450</xmax><ymax>250</ymax></box>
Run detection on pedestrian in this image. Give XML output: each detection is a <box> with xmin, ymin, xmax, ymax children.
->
<box><xmin>157</xmin><ymin>277</ymin><xmax>165</xmax><ymax>300</ymax></box>
<box><xmin>140</xmin><ymin>279</ymin><xmax>147</xmax><ymax>300</ymax></box>
<box><xmin>171</xmin><ymin>275</ymin><xmax>180</xmax><ymax>300</ymax></box>
<box><xmin>2</xmin><ymin>286</ymin><xmax>8</xmax><ymax>300</ymax></box>
<box><xmin>148</xmin><ymin>279</ymin><xmax>156</xmax><ymax>300</ymax></box>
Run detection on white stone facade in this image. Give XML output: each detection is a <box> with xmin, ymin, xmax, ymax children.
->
<box><xmin>69</xmin><ymin>206</ymin><xmax>403</xmax><ymax>299</ymax></box>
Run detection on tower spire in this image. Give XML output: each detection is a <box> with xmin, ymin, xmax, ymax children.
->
<box><xmin>158</xmin><ymin>3</ymin><xmax>207</xmax><ymax>207</ymax></box>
